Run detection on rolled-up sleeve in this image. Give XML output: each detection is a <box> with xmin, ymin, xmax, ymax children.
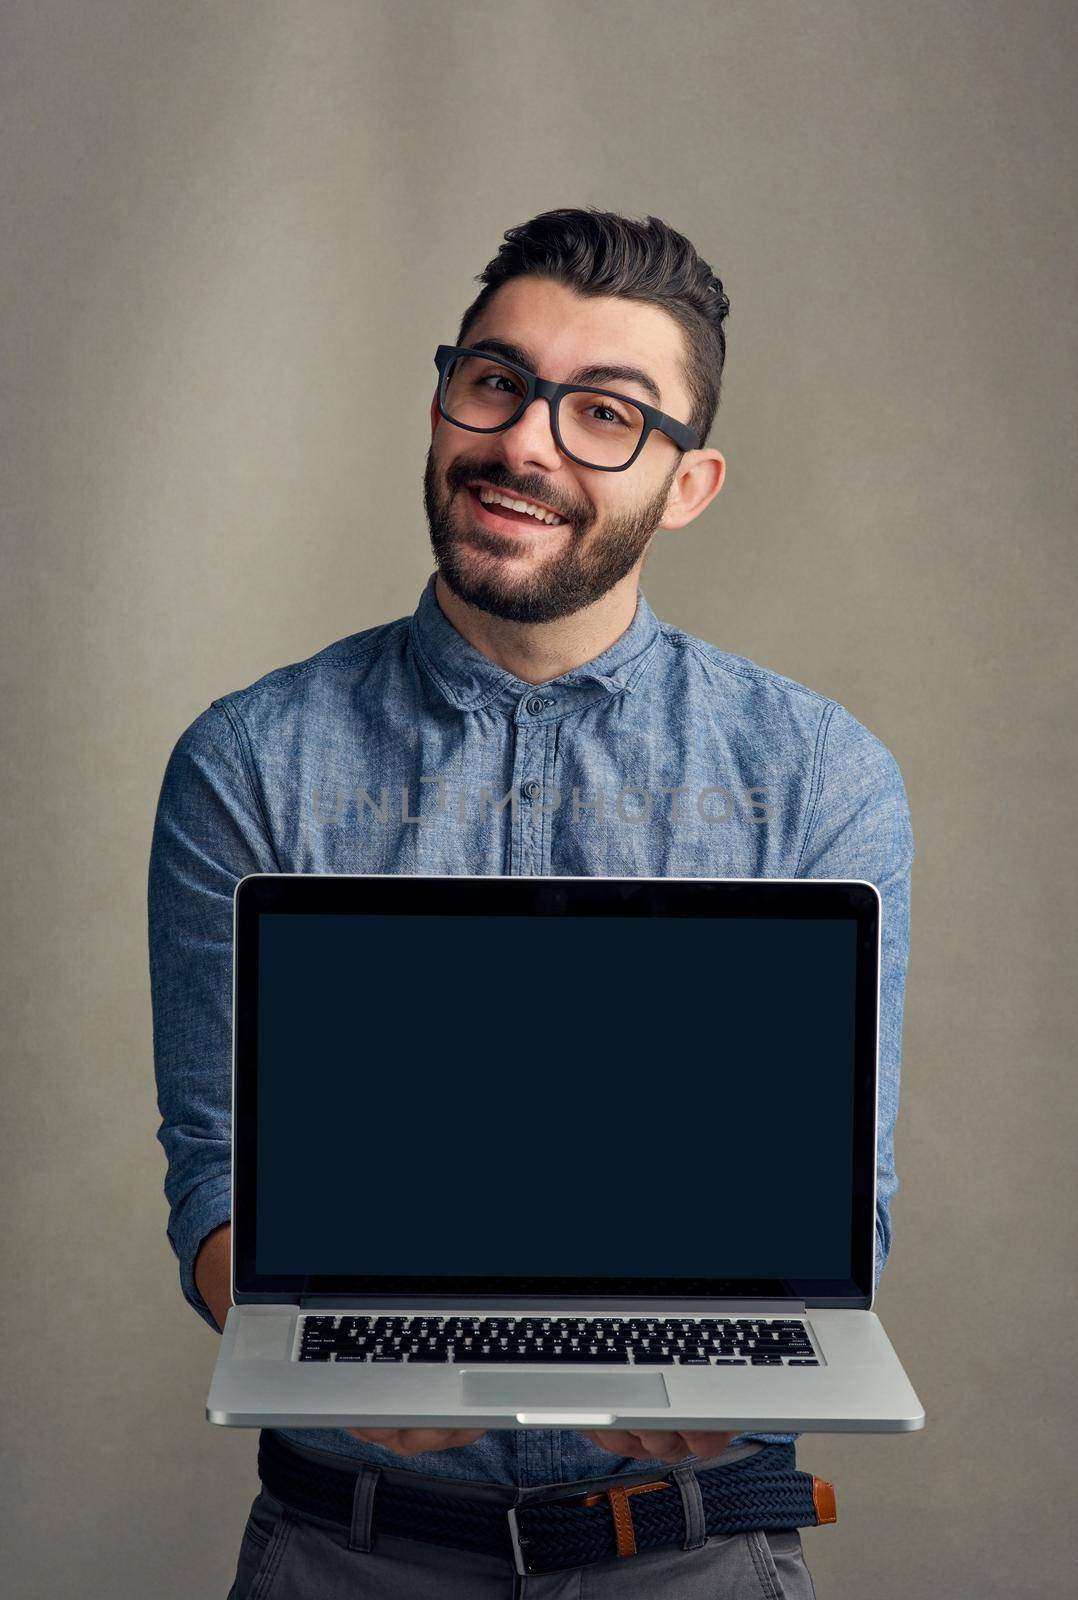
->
<box><xmin>147</xmin><ymin>699</ymin><xmax>279</xmax><ymax>1332</ymax></box>
<box><xmin>796</xmin><ymin>703</ymin><xmax>915</xmax><ymax>1299</ymax></box>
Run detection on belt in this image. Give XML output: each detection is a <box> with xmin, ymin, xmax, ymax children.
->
<box><xmin>257</xmin><ymin>1431</ymin><xmax>837</xmax><ymax>1577</ymax></box>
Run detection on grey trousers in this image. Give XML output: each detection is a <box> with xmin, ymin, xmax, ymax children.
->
<box><xmin>226</xmin><ymin>1451</ymin><xmax>820</xmax><ymax>1598</ymax></box>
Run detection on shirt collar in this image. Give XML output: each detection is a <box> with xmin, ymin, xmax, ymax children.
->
<box><xmin>408</xmin><ymin>569</ymin><xmax>663</xmax><ymax>713</ymax></box>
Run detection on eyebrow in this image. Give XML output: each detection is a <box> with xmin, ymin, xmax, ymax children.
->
<box><xmin>467</xmin><ymin>337</ymin><xmax>664</xmax><ymax>410</ymax></box>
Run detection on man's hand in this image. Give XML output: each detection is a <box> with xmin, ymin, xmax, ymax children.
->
<box><xmin>345</xmin><ymin>1426</ymin><xmax>737</xmax><ymax>1463</ymax></box>
<box><xmin>577</xmin><ymin>1429</ymin><xmax>738</xmax><ymax>1464</ymax></box>
<box><xmin>347</xmin><ymin>1427</ymin><xmax>488</xmax><ymax>1455</ymax></box>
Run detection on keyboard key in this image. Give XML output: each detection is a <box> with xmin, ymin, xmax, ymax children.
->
<box><xmin>501</xmin><ymin>1350</ymin><xmax>628</xmax><ymax>1363</ymax></box>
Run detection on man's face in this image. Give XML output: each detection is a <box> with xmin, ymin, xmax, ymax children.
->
<box><xmin>423</xmin><ymin>277</ymin><xmax>693</xmax><ymax>624</ymax></box>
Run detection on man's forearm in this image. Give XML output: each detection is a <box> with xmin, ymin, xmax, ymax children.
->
<box><xmin>194</xmin><ymin>1221</ymin><xmax>233</xmax><ymax>1334</ymax></box>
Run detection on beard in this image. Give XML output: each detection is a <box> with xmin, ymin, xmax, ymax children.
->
<box><xmin>422</xmin><ymin>447</ymin><xmax>678</xmax><ymax>625</ymax></box>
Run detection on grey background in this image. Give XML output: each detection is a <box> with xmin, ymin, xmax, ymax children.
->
<box><xmin>2</xmin><ymin>2</ymin><xmax>1075</xmax><ymax>1596</ymax></box>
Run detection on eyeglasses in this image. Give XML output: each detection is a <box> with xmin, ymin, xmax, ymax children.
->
<box><xmin>434</xmin><ymin>344</ymin><xmax>701</xmax><ymax>471</ymax></box>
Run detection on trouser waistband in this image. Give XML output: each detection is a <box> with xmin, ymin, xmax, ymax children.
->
<box><xmin>256</xmin><ymin>1431</ymin><xmax>837</xmax><ymax>1577</ymax></box>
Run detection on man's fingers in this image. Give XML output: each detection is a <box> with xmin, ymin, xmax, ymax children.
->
<box><xmin>628</xmin><ymin>1431</ymin><xmax>695</xmax><ymax>1462</ymax></box>
<box><xmin>577</xmin><ymin>1429</ymin><xmax>650</xmax><ymax>1457</ymax></box>
<box><xmin>390</xmin><ymin>1429</ymin><xmax>458</xmax><ymax>1453</ymax></box>
<box><xmin>676</xmin><ymin>1431</ymin><xmax>738</xmax><ymax>1459</ymax></box>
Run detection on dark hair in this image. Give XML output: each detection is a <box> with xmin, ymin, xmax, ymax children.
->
<box><xmin>454</xmin><ymin>206</ymin><xmax>730</xmax><ymax>452</ymax></box>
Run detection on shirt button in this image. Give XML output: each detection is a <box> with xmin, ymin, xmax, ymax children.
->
<box><xmin>526</xmin><ymin>696</ymin><xmax>545</xmax><ymax>715</ymax></box>
<box><xmin>522</xmin><ymin>780</ymin><xmax>542</xmax><ymax>803</ymax></box>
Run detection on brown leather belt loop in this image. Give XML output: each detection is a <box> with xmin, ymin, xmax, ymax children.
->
<box><xmin>811</xmin><ymin>1475</ymin><xmax>838</xmax><ymax>1524</ymax></box>
<box><xmin>579</xmin><ymin>1471</ymin><xmax>837</xmax><ymax>1558</ymax></box>
<box><xmin>578</xmin><ymin>1479</ymin><xmax>670</xmax><ymax>1558</ymax></box>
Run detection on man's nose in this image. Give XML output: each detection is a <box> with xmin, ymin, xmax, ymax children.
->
<box><xmin>497</xmin><ymin>395</ymin><xmax>565</xmax><ymax>473</ymax></box>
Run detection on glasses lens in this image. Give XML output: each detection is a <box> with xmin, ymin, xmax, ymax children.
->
<box><xmin>442</xmin><ymin>353</ymin><xmax>523</xmax><ymax>433</ymax></box>
<box><xmin>442</xmin><ymin>352</ymin><xmax>645</xmax><ymax>468</ymax></box>
<box><xmin>559</xmin><ymin>387</ymin><xmax>645</xmax><ymax>469</ymax></box>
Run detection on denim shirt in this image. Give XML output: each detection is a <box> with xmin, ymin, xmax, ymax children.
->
<box><xmin>148</xmin><ymin>569</ymin><xmax>913</xmax><ymax>1487</ymax></box>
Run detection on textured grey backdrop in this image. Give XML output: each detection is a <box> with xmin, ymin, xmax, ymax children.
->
<box><xmin>2</xmin><ymin>2</ymin><xmax>1075</xmax><ymax>1596</ymax></box>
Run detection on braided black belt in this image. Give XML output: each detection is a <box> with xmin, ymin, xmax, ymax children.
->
<box><xmin>257</xmin><ymin>1431</ymin><xmax>836</xmax><ymax>1577</ymax></box>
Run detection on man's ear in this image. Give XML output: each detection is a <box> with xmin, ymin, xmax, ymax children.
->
<box><xmin>658</xmin><ymin>450</ymin><xmax>726</xmax><ymax>531</ymax></box>
<box><xmin>430</xmin><ymin>392</ymin><xmax>441</xmax><ymax>439</ymax></box>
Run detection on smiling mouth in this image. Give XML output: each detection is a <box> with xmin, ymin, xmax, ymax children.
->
<box><xmin>464</xmin><ymin>484</ymin><xmax>568</xmax><ymax>532</ymax></box>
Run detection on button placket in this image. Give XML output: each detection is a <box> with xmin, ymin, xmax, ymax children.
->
<box><xmin>522</xmin><ymin>750</ymin><xmax>541</xmax><ymax>875</ymax></box>
<box><xmin>515</xmin><ymin>725</ymin><xmax>556</xmax><ymax>876</ymax></box>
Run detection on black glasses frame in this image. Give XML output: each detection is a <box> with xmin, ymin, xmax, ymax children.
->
<box><xmin>434</xmin><ymin>344</ymin><xmax>701</xmax><ymax>471</ymax></box>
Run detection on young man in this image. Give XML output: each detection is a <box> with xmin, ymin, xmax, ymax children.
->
<box><xmin>149</xmin><ymin>207</ymin><xmax>913</xmax><ymax>1596</ymax></box>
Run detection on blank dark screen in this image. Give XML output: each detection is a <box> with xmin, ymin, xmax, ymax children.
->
<box><xmin>254</xmin><ymin>913</ymin><xmax>857</xmax><ymax>1279</ymax></box>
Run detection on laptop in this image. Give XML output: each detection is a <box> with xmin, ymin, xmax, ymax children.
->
<box><xmin>206</xmin><ymin>872</ymin><xmax>925</xmax><ymax>1435</ymax></box>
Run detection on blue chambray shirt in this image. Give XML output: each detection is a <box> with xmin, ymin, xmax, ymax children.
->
<box><xmin>148</xmin><ymin>568</ymin><xmax>913</xmax><ymax>1487</ymax></box>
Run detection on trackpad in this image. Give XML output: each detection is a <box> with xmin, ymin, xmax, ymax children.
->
<box><xmin>460</xmin><ymin>1370</ymin><xmax>670</xmax><ymax>1411</ymax></box>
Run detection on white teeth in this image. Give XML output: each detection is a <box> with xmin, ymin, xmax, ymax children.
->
<box><xmin>475</xmin><ymin>487</ymin><xmax>564</xmax><ymax>525</ymax></box>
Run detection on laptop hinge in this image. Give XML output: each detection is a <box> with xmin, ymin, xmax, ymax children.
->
<box><xmin>293</xmin><ymin>1296</ymin><xmax>809</xmax><ymax>1314</ymax></box>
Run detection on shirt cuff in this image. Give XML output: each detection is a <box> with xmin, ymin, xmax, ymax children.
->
<box><xmin>167</xmin><ymin>1176</ymin><xmax>233</xmax><ymax>1334</ymax></box>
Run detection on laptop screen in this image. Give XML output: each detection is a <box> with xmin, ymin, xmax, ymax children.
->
<box><xmin>233</xmin><ymin>876</ymin><xmax>879</xmax><ymax>1308</ymax></box>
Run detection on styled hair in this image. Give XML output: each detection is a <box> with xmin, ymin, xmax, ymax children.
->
<box><xmin>454</xmin><ymin>206</ymin><xmax>731</xmax><ymax>452</ymax></box>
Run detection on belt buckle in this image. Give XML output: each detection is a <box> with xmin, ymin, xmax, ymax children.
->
<box><xmin>505</xmin><ymin>1504</ymin><xmax>533</xmax><ymax>1577</ymax></box>
<box><xmin>507</xmin><ymin>1477</ymin><xmax>671</xmax><ymax>1577</ymax></box>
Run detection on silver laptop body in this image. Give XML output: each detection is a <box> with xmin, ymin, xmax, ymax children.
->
<box><xmin>206</xmin><ymin>873</ymin><xmax>924</xmax><ymax>1435</ymax></box>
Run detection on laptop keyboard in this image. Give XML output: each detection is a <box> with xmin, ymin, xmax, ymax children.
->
<box><xmin>296</xmin><ymin>1315</ymin><xmax>821</xmax><ymax>1366</ymax></box>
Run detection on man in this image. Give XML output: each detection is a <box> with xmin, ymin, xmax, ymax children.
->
<box><xmin>149</xmin><ymin>206</ymin><xmax>913</xmax><ymax>1596</ymax></box>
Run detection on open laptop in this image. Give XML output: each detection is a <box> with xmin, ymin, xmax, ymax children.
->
<box><xmin>206</xmin><ymin>873</ymin><xmax>925</xmax><ymax>1435</ymax></box>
